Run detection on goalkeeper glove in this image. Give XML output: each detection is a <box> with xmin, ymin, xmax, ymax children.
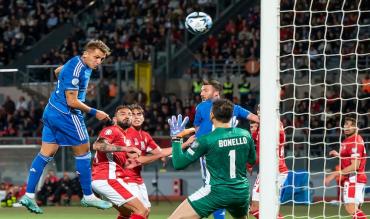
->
<box><xmin>168</xmin><ymin>114</ymin><xmax>189</xmax><ymax>137</ymax></box>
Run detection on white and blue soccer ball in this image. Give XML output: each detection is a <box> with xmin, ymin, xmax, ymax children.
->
<box><xmin>185</xmin><ymin>12</ymin><xmax>213</xmax><ymax>35</ymax></box>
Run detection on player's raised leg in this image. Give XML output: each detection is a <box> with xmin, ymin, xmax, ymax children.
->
<box><xmin>20</xmin><ymin>142</ymin><xmax>58</xmax><ymax>214</ymax></box>
<box><xmin>73</xmin><ymin>143</ymin><xmax>112</xmax><ymax>209</ymax></box>
<box><xmin>92</xmin><ymin>179</ymin><xmax>148</xmax><ymax>219</ymax></box>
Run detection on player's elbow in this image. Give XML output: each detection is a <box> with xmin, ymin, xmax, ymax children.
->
<box><xmin>172</xmin><ymin>160</ymin><xmax>186</xmax><ymax>170</ymax></box>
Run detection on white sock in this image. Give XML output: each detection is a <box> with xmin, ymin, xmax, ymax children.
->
<box><xmin>25</xmin><ymin>193</ymin><xmax>35</xmax><ymax>199</ymax></box>
<box><xmin>83</xmin><ymin>194</ymin><xmax>97</xmax><ymax>201</ymax></box>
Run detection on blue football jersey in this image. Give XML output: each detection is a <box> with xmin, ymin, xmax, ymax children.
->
<box><xmin>49</xmin><ymin>56</ymin><xmax>92</xmax><ymax>114</ymax></box>
<box><xmin>193</xmin><ymin>99</ymin><xmax>251</xmax><ymax>138</ymax></box>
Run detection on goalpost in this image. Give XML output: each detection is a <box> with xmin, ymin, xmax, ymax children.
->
<box><xmin>261</xmin><ymin>0</ymin><xmax>369</xmax><ymax>218</ymax></box>
<box><xmin>260</xmin><ymin>0</ymin><xmax>280</xmax><ymax>218</ymax></box>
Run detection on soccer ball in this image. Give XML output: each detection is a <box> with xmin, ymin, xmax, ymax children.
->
<box><xmin>185</xmin><ymin>12</ymin><xmax>213</xmax><ymax>35</ymax></box>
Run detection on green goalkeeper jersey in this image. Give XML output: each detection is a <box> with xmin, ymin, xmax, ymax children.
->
<box><xmin>172</xmin><ymin>127</ymin><xmax>256</xmax><ymax>189</ymax></box>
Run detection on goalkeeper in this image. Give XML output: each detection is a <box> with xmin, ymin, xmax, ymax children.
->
<box><xmin>194</xmin><ymin>79</ymin><xmax>258</xmax><ymax>219</ymax></box>
<box><xmin>168</xmin><ymin>99</ymin><xmax>256</xmax><ymax>219</ymax></box>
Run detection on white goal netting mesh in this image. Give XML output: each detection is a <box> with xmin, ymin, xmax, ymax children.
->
<box><xmin>279</xmin><ymin>0</ymin><xmax>369</xmax><ymax>217</ymax></box>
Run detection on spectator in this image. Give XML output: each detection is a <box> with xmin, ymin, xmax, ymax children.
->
<box><xmin>37</xmin><ymin>170</ymin><xmax>58</xmax><ymax>206</ymax></box>
<box><xmin>223</xmin><ymin>76</ymin><xmax>234</xmax><ymax>101</ymax></box>
<box><xmin>52</xmin><ymin>172</ymin><xmax>73</xmax><ymax>206</ymax></box>
<box><xmin>361</xmin><ymin>74</ymin><xmax>370</xmax><ymax>95</ymax></box>
<box><xmin>16</xmin><ymin>96</ymin><xmax>28</xmax><ymax>111</ymax></box>
<box><xmin>2</xmin><ymin>96</ymin><xmax>16</xmax><ymax>115</ymax></box>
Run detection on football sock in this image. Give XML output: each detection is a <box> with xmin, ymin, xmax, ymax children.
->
<box><xmin>353</xmin><ymin>210</ymin><xmax>367</xmax><ymax>219</ymax></box>
<box><xmin>130</xmin><ymin>214</ymin><xmax>145</xmax><ymax>219</ymax></box>
<box><xmin>213</xmin><ymin>209</ymin><xmax>226</xmax><ymax>219</ymax></box>
<box><xmin>278</xmin><ymin>212</ymin><xmax>284</xmax><ymax>219</ymax></box>
<box><xmin>75</xmin><ymin>151</ymin><xmax>93</xmax><ymax>196</ymax></box>
<box><xmin>26</xmin><ymin>153</ymin><xmax>53</xmax><ymax>195</ymax></box>
<box><xmin>250</xmin><ymin>210</ymin><xmax>259</xmax><ymax>218</ymax></box>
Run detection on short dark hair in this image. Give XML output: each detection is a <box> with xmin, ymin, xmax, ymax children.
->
<box><xmin>211</xmin><ymin>99</ymin><xmax>234</xmax><ymax>123</ymax></box>
<box><xmin>202</xmin><ymin>79</ymin><xmax>223</xmax><ymax>92</ymax></box>
<box><xmin>130</xmin><ymin>104</ymin><xmax>144</xmax><ymax>114</ymax></box>
<box><xmin>115</xmin><ymin>105</ymin><xmax>131</xmax><ymax>114</ymax></box>
<box><xmin>344</xmin><ymin>117</ymin><xmax>357</xmax><ymax>126</ymax></box>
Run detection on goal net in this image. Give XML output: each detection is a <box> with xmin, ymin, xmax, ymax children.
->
<box><xmin>274</xmin><ymin>0</ymin><xmax>370</xmax><ymax>218</ymax></box>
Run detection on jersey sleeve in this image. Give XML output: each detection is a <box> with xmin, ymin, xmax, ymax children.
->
<box><xmin>98</xmin><ymin>127</ymin><xmax>117</xmax><ymax>144</ymax></box>
<box><xmin>193</xmin><ymin>104</ymin><xmax>202</xmax><ymax>127</ymax></box>
<box><xmin>145</xmin><ymin>133</ymin><xmax>160</xmax><ymax>150</ymax></box>
<box><xmin>62</xmin><ymin>58</ymin><xmax>83</xmax><ymax>90</ymax></box>
<box><xmin>171</xmin><ymin>138</ymin><xmax>207</xmax><ymax>169</ymax></box>
<box><xmin>247</xmin><ymin>135</ymin><xmax>257</xmax><ymax>165</ymax></box>
<box><xmin>234</xmin><ymin>105</ymin><xmax>251</xmax><ymax>120</ymax></box>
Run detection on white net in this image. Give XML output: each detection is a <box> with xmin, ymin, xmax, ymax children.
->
<box><xmin>279</xmin><ymin>0</ymin><xmax>370</xmax><ymax>218</ymax></box>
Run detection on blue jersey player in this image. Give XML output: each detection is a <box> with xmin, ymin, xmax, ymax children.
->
<box><xmin>20</xmin><ymin>40</ymin><xmax>113</xmax><ymax>214</ymax></box>
<box><xmin>194</xmin><ymin>79</ymin><xmax>259</xmax><ymax>219</ymax></box>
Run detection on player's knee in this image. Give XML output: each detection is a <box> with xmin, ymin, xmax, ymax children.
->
<box><xmin>135</xmin><ymin>207</ymin><xmax>149</xmax><ymax>217</ymax></box>
<box><xmin>344</xmin><ymin>203</ymin><xmax>356</xmax><ymax>215</ymax></box>
<box><xmin>250</xmin><ymin>201</ymin><xmax>259</xmax><ymax>212</ymax></box>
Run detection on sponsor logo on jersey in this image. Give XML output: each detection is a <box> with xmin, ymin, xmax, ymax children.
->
<box><xmin>218</xmin><ymin>137</ymin><xmax>248</xmax><ymax>147</ymax></box>
<box><xmin>141</xmin><ymin>141</ymin><xmax>145</xmax><ymax>150</ymax></box>
<box><xmin>104</xmin><ymin>129</ymin><xmax>112</xmax><ymax>135</ymax></box>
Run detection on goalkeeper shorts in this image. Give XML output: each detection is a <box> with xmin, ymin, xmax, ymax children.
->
<box><xmin>187</xmin><ymin>185</ymin><xmax>249</xmax><ymax>218</ymax></box>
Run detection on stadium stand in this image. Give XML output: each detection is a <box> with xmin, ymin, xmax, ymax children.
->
<box><xmin>0</xmin><ymin>0</ymin><xmax>90</xmax><ymax>66</ymax></box>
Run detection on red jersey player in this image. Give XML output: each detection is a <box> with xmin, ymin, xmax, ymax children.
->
<box><xmin>325</xmin><ymin>117</ymin><xmax>367</xmax><ymax>219</ymax></box>
<box><xmin>91</xmin><ymin>105</ymin><xmax>148</xmax><ymax>219</ymax></box>
<box><xmin>249</xmin><ymin>106</ymin><xmax>288</xmax><ymax>219</ymax></box>
<box><xmin>118</xmin><ymin>104</ymin><xmax>192</xmax><ymax>219</ymax></box>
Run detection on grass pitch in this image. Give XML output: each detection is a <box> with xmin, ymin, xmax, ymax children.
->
<box><xmin>0</xmin><ymin>202</ymin><xmax>368</xmax><ymax>218</ymax></box>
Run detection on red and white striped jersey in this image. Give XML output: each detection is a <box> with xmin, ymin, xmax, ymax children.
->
<box><xmin>252</xmin><ymin>122</ymin><xmax>288</xmax><ymax>173</ymax></box>
<box><xmin>121</xmin><ymin>127</ymin><xmax>159</xmax><ymax>184</ymax></box>
<box><xmin>92</xmin><ymin>125</ymin><xmax>131</xmax><ymax>180</ymax></box>
<box><xmin>340</xmin><ymin>134</ymin><xmax>367</xmax><ymax>184</ymax></box>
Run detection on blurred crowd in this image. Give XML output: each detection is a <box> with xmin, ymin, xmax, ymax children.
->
<box><xmin>0</xmin><ymin>0</ymin><xmax>90</xmax><ymax>66</ymax></box>
<box><xmin>0</xmin><ymin>181</ymin><xmax>25</xmax><ymax>207</ymax></box>
<box><xmin>35</xmin><ymin>0</ymin><xmax>218</xmax><ymax>65</ymax></box>
<box><xmin>280</xmin><ymin>0</ymin><xmax>369</xmax><ymax>71</ymax></box>
<box><xmin>0</xmin><ymin>171</ymin><xmax>82</xmax><ymax>207</ymax></box>
<box><xmin>0</xmin><ymin>95</ymin><xmax>45</xmax><ymax>137</ymax></box>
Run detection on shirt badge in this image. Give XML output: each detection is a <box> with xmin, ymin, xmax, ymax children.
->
<box><xmin>104</xmin><ymin>129</ymin><xmax>112</xmax><ymax>135</ymax></box>
<box><xmin>72</xmin><ymin>78</ymin><xmax>79</xmax><ymax>86</ymax></box>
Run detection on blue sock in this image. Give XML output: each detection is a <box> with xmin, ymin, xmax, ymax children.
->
<box><xmin>213</xmin><ymin>209</ymin><xmax>226</xmax><ymax>219</ymax></box>
<box><xmin>75</xmin><ymin>152</ymin><xmax>93</xmax><ymax>196</ymax></box>
<box><xmin>26</xmin><ymin>153</ymin><xmax>53</xmax><ymax>194</ymax></box>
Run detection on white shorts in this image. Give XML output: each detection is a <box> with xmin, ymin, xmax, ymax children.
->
<box><xmin>126</xmin><ymin>182</ymin><xmax>151</xmax><ymax>208</ymax></box>
<box><xmin>343</xmin><ymin>180</ymin><xmax>365</xmax><ymax>204</ymax></box>
<box><xmin>252</xmin><ymin>173</ymin><xmax>288</xmax><ymax>202</ymax></box>
<box><xmin>92</xmin><ymin>179</ymin><xmax>134</xmax><ymax>207</ymax></box>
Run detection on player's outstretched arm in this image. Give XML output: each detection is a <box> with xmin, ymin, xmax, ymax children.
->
<box><xmin>235</xmin><ymin>104</ymin><xmax>259</xmax><ymax>123</ymax></box>
<box><xmin>136</xmin><ymin>148</ymin><xmax>172</xmax><ymax>165</ymax></box>
<box><xmin>65</xmin><ymin>90</ymin><xmax>110</xmax><ymax>121</ymax></box>
<box><xmin>93</xmin><ymin>138</ymin><xmax>141</xmax><ymax>154</ymax></box>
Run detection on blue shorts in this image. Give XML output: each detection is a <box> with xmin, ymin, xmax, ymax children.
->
<box><xmin>42</xmin><ymin>104</ymin><xmax>89</xmax><ymax>146</ymax></box>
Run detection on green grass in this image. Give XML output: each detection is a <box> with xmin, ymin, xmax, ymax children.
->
<box><xmin>0</xmin><ymin>202</ymin><xmax>369</xmax><ymax>219</ymax></box>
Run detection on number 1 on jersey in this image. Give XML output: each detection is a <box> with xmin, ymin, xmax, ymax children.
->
<box><xmin>228</xmin><ymin>149</ymin><xmax>236</xmax><ymax>179</ymax></box>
